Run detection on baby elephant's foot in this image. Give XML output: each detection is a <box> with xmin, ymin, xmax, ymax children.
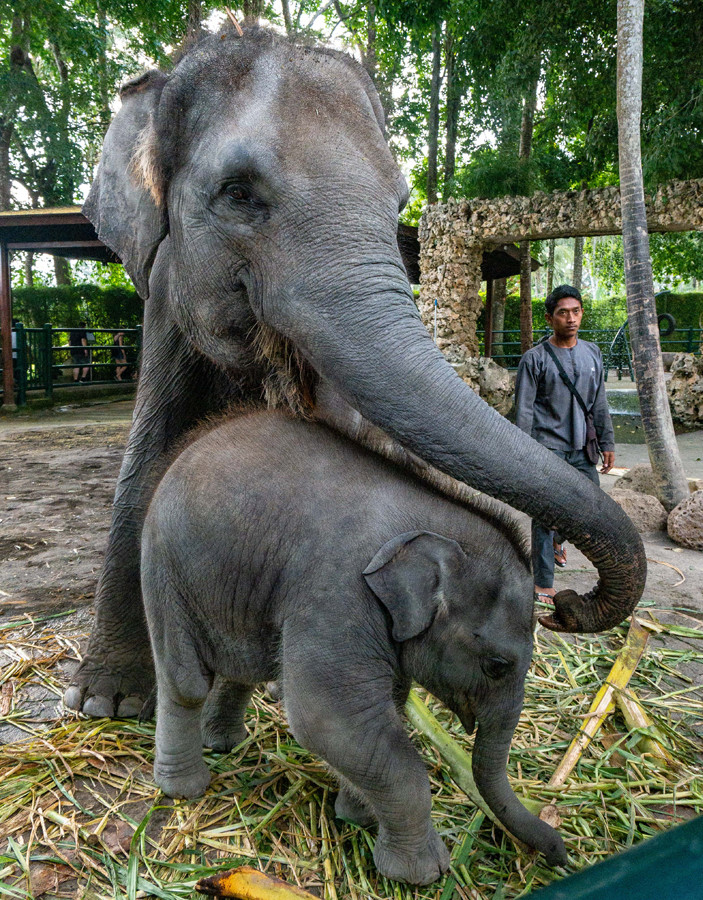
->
<box><xmin>201</xmin><ymin>721</ymin><xmax>247</xmax><ymax>754</ymax></box>
<box><xmin>335</xmin><ymin>787</ymin><xmax>376</xmax><ymax>828</ymax></box>
<box><xmin>154</xmin><ymin>757</ymin><xmax>211</xmax><ymax>800</ymax></box>
<box><xmin>374</xmin><ymin>828</ymin><xmax>450</xmax><ymax>885</ymax></box>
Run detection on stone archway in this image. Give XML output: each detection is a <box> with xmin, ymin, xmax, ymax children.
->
<box><xmin>418</xmin><ymin>179</ymin><xmax>703</xmax><ymax>362</ymax></box>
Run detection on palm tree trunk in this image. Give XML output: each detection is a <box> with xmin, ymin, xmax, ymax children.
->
<box><xmin>572</xmin><ymin>236</ymin><xmax>584</xmax><ymax>290</ymax></box>
<box><xmin>617</xmin><ymin>0</ymin><xmax>688</xmax><ymax>511</ymax></box>
<box><xmin>426</xmin><ymin>24</ymin><xmax>443</xmax><ymax>205</ymax></box>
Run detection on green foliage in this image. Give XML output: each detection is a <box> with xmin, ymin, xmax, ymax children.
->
<box><xmin>12</xmin><ymin>284</ymin><xmax>141</xmax><ymax>328</ymax></box>
<box><xmin>655</xmin><ymin>292</ymin><xmax>703</xmax><ymax>330</ymax></box>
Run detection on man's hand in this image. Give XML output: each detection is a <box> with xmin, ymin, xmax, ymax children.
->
<box><xmin>600</xmin><ymin>451</ymin><xmax>615</xmax><ymax>474</ymax></box>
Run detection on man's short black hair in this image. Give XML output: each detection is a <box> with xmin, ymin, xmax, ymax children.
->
<box><xmin>545</xmin><ymin>284</ymin><xmax>582</xmax><ymax>316</ymax></box>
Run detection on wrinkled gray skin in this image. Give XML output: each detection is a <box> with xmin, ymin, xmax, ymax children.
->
<box><xmin>142</xmin><ymin>411</ymin><xmax>567</xmax><ymax>885</ymax></box>
<box><xmin>66</xmin><ymin>26</ymin><xmax>645</xmax><ymax>718</ymax></box>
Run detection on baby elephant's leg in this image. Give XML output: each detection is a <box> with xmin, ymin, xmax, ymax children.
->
<box><xmin>153</xmin><ymin>659</ymin><xmax>211</xmax><ymax>800</ymax></box>
<box><xmin>284</xmin><ymin>658</ymin><xmax>449</xmax><ymax>885</ymax></box>
<box><xmin>201</xmin><ymin>675</ymin><xmax>254</xmax><ymax>753</ymax></box>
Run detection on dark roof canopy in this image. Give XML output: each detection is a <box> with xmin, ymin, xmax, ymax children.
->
<box><xmin>398</xmin><ymin>223</ymin><xmax>539</xmax><ymax>284</ymax></box>
<box><xmin>0</xmin><ymin>207</ymin><xmax>120</xmax><ymax>264</ymax></box>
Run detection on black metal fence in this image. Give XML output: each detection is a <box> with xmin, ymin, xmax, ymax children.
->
<box><xmin>477</xmin><ymin>326</ymin><xmax>702</xmax><ymax>374</ymax></box>
<box><xmin>3</xmin><ymin>324</ymin><xmax>141</xmax><ymax>406</ymax></box>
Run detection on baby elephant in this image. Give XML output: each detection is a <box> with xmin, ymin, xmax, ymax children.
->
<box><xmin>141</xmin><ymin>410</ymin><xmax>567</xmax><ymax>884</ymax></box>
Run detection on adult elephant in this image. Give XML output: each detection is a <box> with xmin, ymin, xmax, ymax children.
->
<box><xmin>66</xmin><ymin>27</ymin><xmax>645</xmax><ymax>717</ymax></box>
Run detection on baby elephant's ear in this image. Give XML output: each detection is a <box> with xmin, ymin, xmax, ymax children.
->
<box><xmin>364</xmin><ymin>531</ymin><xmax>466</xmax><ymax>642</ymax></box>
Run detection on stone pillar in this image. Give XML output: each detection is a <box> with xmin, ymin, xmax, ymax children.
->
<box><xmin>418</xmin><ymin>205</ymin><xmax>483</xmax><ymax>364</ymax></box>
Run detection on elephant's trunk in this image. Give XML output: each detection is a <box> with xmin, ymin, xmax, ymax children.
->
<box><xmin>468</xmin><ymin>712</ymin><xmax>567</xmax><ymax>866</ymax></box>
<box><xmin>279</xmin><ymin>264</ymin><xmax>645</xmax><ymax>634</ymax></box>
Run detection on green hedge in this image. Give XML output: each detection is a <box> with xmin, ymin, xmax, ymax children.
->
<box><xmin>477</xmin><ymin>292</ymin><xmax>703</xmax><ymax>333</ymax></box>
<box><xmin>12</xmin><ymin>284</ymin><xmax>142</xmax><ymax>329</ymax></box>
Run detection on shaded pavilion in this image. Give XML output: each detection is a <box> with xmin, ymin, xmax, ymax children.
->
<box><xmin>0</xmin><ymin>207</ymin><xmax>119</xmax><ymax>405</ymax></box>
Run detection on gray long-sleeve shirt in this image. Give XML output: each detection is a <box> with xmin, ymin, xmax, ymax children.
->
<box><xmin>514</xmin><ymin>338</ymin><xmax>615</xmax><ymax>452</ymax></box>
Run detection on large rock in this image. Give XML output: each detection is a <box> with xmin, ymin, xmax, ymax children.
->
<box><xmin>613</xmin><ymin>463</ymin><xmax>660</xmax><ymax>498</ymax></box>
<box><xmin>667</xmin><ymin>491</ymin><xmax>703</xmax><ymax>550</ymax></box>
<box><xmin>666</xmin><ymin>353</ymin><xmax>703</xmax><ymax>427</ymax></box>
<box><xmin>610</xmin><ymin>489</ymin><xmax>669</xmax><ymax>533</ymax></box>
<box><xmin>454</xmin><ymin>356</ymin><xmax>516</xmax><ymax>417</ymax></box>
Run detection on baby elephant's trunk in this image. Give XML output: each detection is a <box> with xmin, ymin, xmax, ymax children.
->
<box><xmin>469</xmin><ymin>717</ymin><xmax>567</xmax><ymax>866</ymax></box>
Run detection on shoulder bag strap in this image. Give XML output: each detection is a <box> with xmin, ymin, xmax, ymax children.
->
<box><xmin>542</xmin><ymin>340</ymin><xmax>593</xmax><ymax>419</ymax></box>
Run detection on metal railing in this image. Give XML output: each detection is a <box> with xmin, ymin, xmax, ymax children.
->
<box><xmin>477</xmin><ymin>326</ymin><xmax>702</xmax><ymax>374</ymax></box>
<box><xmin>3</xmin><ymin>324</ymin><xmax>141</xmax><ymax>406</ymax></box>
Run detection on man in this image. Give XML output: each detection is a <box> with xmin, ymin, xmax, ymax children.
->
<box><xmin>514</xmin><ymin>284</ymin><xmax>615</xmax><ymax>601</ymax></box>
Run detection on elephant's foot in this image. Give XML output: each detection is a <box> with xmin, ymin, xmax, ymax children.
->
<box><xmin>64</xmin><ymin>640</ymin><xmax>154</xmax><ymax>718</ymax></box>
<box><xmin>202</xmin><ymin>720</ymin><xmax>247</xmax><ymax>754</ymax></box>
<box><xmin>335</xmin><ymin>786</ymin><xmax>376</xmax><ymax>828</ymax></box>
<box><xmin>154</xmin><ymin>756</ymin><xmax>211</xmax><ymax>800</ymax></box>
<box><xmin>373</xmin><ymin>828</ymin><xmax>450</xmax><ymax>886</ymax></box>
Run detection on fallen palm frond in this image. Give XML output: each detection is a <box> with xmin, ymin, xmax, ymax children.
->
<box><xmin>0</xmin><ymin>609</ymin><xmax>702</xmax><ymax>900</ymax></box>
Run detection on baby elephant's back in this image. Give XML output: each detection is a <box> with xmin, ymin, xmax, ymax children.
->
<box><xmin>144</xmin><ymin>410</ymin><xmax>404</xmax><ymax>576</ymax></box>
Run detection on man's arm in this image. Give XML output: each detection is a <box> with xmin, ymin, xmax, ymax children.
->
<box><xmin>514</xmin><ymin>353</ymin><xmax>539</xmax><ymax>435</ymax></box>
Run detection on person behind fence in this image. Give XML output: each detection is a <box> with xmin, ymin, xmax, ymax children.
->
<box><xmin>514</xmin><ymin>284</ymin><xmax>615</xmax><ymax>603</ymax></box>
<box><xmin>111</xmin><ymin>331</ymin><xmax>128</xmax><ymax>382</ymax></box>
<box><xmin>69</xmin><ymin>321</ymin><xmax>90</xmax><ymax>383</ymax></box>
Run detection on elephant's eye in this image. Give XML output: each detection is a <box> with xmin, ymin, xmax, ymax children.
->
<box><xmin>481</xmin><ymin>656</ymin><xmax>513</xmax><ymax>679</ymax></box>
<box><xmin>223</xmin><ymin>182</ymin><xmax>256</xmax><ymax>204</ymax></box>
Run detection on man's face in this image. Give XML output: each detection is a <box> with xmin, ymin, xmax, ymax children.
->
<box><xmin>546</xmin><ymin>297</ymin><xmax>583</xmax><ymax>340</ymax></box>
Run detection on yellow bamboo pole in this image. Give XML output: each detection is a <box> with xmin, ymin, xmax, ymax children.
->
<box><xmin>549</xmin><ymin>616</ymin><xmax>651</xmax><ymax>788</ymax></box>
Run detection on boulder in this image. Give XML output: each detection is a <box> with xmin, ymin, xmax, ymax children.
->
<box><xmin>667</xmin><ymin>491</ymin><xmax>703</xmax><ymax>550</ymax></box>
<box><xmin>610</xmin><ymin>489</ymin><xmax>668</xmax><ymax>533</ymax></box>
<box><xmin>613</xmin><ymin>463</ymin><xmax>660</xmax><ymax>498</ymax></box>
<box><xmin>454</xmin><ymin>356</ymin><xmax>516</xmax><ymax>417</ymax></box>
<box><xmin>666</xmin><ymin>353</ymin><xmax>703</xmax><ymax>427</ymax></box>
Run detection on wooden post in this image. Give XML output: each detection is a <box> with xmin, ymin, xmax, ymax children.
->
<box><xmin>0</xmin><ymin>241</ymin><xmax>15</xmax><ymax>407</ymax></box>
<box><xmin>484</xmin><ymin>277</ymin><xmax>494</xmax><ymax>358</ymax></box>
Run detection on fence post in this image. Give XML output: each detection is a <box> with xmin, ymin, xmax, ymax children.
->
<box><xmin>687</xmin><ymin>326</ymin><xmax>693</xmax><ymax>353</ymax></box>
<box><xmin>43</xmin><ymin>323</ymin><xmax>53</xmax><ymax>398</ymax></box>
<box><xmin>15</xmin><ymin>321</ymin><xmax>27</xmax><ymax>407</ymax></box>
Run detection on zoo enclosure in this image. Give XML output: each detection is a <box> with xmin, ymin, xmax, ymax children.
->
<box><xmin>4</xmin><ymin>324</ymin><xmax>141</xmax><ymax>406</ymax></box>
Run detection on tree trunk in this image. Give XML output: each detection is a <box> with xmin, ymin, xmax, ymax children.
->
<box><xmin>572</xmin><ymin>235</ymin><xmax>584</xmax><ymax>290</ymax></box>
<box><xmin>54</xmin><ymin>256</ymin><xmax>71</xmax><ymax>286</ymax></box>
<box><xmin>0</xmin><ymin>123</ymin><xmax>12</xmax><ymax>209</ymax></box>
<box><xmin>241</xmin><ymin>0</ymin><xmax>265</xmax><ymax>25</ymax></box>
<box><xmin>364</xmin><ymin>2</ymin><xmax>377</xmax><ymax>84</ymax></box>
<box><xmin>617</xmin><ymin>0</ymin><xmax>688</xmax><ymax>511</ymax></box>
<box><xmin>517</xmin><ymin>73</ymin><xmax>538</xmax><ymax>351</ymax></box>
<box><xmin>24</xmin><ymin>252</ymin><xmax>34</xmax><ymax>288</ymax></box>
<box><xmin>426</xmin><ymin>24</ymin><xmax>443</xmax><ymax>205</ymax></box>
<box><xmin>443</xmin><ymin>33</ymin><xmax>460</xmax><ymax>199</ymax></box>
<box><xmin>492</xmin><ymin>277</ymin><xmax>507</xmax><ymax>364</ymax></box>
<box><xmin>519</xmin><ymin>241</ymin><xmax>533</xmax><ymax>353</ymax></box>
<box><xmin>281</xmin><ymin>0</ymin><xmax>293</xmax><ymax>32</ymax></box>
<box><xmin>185</xmin><ymin>0</ymin><xmax>202</xmax><ymax>45</ymax></box>
<box><xmin>546</xmin><ymin>238</ymin><xmax>555</xmax><ymax>296</ymax></box>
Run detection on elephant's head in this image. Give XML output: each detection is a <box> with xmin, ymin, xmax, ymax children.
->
<box><xmin>364</xmin><ymin>530</ymin><xmax>567</xmax><ymax>867</ymax></box>
<box><xmin>84</xmin><ymin>26</ymin><xmax>645</xmax><ymax>634</ymax></box>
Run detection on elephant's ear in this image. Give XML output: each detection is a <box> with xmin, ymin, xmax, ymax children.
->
<box><xmin>363</xmin><ymin>531</ymin><xmax>466</xmax><ymax>642</ymax></box>
<box><xmin>83</xmin><ymin>71</ymin><xmax>168</xmax><ymax>299</ymax></box>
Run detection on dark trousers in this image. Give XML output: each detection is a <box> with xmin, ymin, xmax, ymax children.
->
<box><xmin>532</xmin><ymin>448</ymin><xmax>600</xmax><ymax>588</ymax></box>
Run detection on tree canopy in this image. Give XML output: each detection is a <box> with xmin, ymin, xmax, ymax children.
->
<box><xmin>2</xmin><ymin>0</ymin><xmax>702</xmax><ymax>299</ymax></box>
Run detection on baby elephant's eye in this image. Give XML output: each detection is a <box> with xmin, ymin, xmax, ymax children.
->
<box><xmin>481</xmin><ymin>656</ymin><xmax>513</xmax><ymax>679</ymax></box>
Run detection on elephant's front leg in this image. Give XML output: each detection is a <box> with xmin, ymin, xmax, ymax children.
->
<box><xmin>283</xmin><ymin>653</ymin><xmax>449</xmax><ymax>885</ymax></box>
<box><xmin>64</xmin><ymin>316</ymin><xmax>245</xmax><ymax>718</ymax></box>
